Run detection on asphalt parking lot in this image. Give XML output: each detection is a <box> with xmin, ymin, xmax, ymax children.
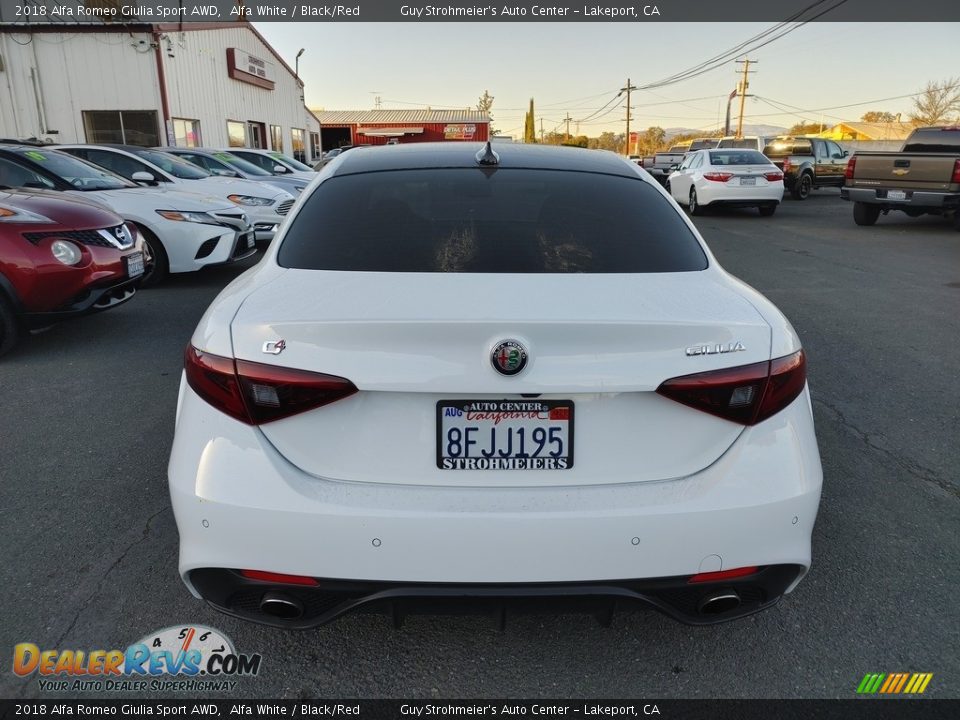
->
<box><xmin>1</xmin><ymin>189</ymin><xmax>958</xmax><ymax>699</ymax></box>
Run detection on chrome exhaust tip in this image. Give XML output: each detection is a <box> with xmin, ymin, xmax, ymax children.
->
<box><xmin>259</xmin><ymin>591</ymin><xmax>304</xmax><ymax>620</ymax></box>
<box><xmin>697</xmin><ymin>590</ymin><xmax>741</xmax><ymax>615</ymax></box>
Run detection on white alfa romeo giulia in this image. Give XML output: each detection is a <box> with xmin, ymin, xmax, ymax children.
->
<box><xmin>168</xmin><ymin>142</ymin><xmax>822</xmax><ymax>627</ymax></box>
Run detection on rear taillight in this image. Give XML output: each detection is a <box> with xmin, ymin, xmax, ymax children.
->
<box><xmin>703</xmin><ymin>172</ymin><xmax>734</xmax><ymax>182</ymax></box>
<box><xmin>764</xmin><ymin>171</ymin><xmax>784</xmax><ymax>182</ymax></box>
<box><xmin>844</xmin><ymin>155</ymin><xmax>857</xmax><ymax>180</ymax></box>
<box><xmin>952</xmin><ymin>159</ymin><xmax>960</xmax><ymax>184</ymax></box>
<box><xmin>184</xmin><ymin>345</ymin><xmax>357</xmax><ymax>425</ymax></box>
<box><xmin>656</xmin><ymin>350</ymin><xmax>806</xmax><ymax>426</ymax></box>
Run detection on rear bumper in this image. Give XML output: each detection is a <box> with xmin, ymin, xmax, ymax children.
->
<box><xmin>699</xmin><ymin>183</ymin><xmax>783</xmax><ymax>207</ymax></box>
<box><xmin>189</xmin><ymin>564</ymin><xmax>806</xmax><ymax>627</ymax></box>
<box><xmin>169</xmin><ymin>382</ymin><xmax>823</xmax><ymax>625</ymax></box>
<box><xmin>841</xmin><ymin>186</ymin><xmax>960</xmax><ymax>209</ymax></box>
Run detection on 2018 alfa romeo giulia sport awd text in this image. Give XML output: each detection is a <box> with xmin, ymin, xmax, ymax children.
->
<box><xmin>168</xmin><ymin>142</ymin><xmax>823</xmax><ymax>627</ymax></box>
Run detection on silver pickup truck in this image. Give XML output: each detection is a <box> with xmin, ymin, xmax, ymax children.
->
<box><xmin>841</xmin><ymin>126</ymin><xmax>960</xmax><ymax>227</ymax></box>
<box><xmin>647</xmin><ymin>138</ymin><xmax>720</xmax><ymax>184</ymax></box>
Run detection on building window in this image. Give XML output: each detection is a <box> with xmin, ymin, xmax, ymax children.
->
<box><xmin>309</xmin><ymin>132</ymin><xmax>320</xmax><ymax>161</ymax></box>
<box><xmin>173</xmin><ymin>118</ymin><xmax>201</xmax><ymax>148</ymax></box>
<box><xmin>82</xmin><ymin>110</ymin><xmax>159</xmax><ymax>147</ymax></box>
<box><xmin>227</xmin><ymin>120</ymin><xmax>247</xmax><ymax>147</ymax></box>
<box><xmin>270</xmin><ymin>125</ymin><xmax>283</xmax><ymax>152</ymax></box>
<box><xmin>291</xmin><ymin>128</ymin><xmax>306</xmax><ymax>163</ymax></box>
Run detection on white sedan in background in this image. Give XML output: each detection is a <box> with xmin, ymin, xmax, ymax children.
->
<box><xmin>169</xmin><ymin>142</ymin><xmax>822</xmax><ymax>628</ymax></box>
<box><xmin>58</xmin><ymin>145</ymin><xmax>294</xmax><ymax>244</ymax></box>
<box><xmin>667</xmin><ymin>149</ymin><xmax>784</xmax><ymax>216</ymax></box>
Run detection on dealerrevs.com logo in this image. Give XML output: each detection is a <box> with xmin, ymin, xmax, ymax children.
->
<box><xmin>13</xmin><ymin>625</ymin><xmax>262</xmax><ymax>692</ymax></box>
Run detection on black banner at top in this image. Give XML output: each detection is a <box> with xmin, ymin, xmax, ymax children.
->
<box><xmin>0</xmin><ymin>0</ymin><xmax>959</xmax><ymax>23</ymax></box>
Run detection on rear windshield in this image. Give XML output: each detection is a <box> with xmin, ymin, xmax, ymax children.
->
<box><xmin>689</xmin><ymin>139</ymin><xmax>719</xmax><ymax>151</ymax></box>
<box><xmin>709</xmin><ymin>151</ymin><xmax>770</xmax><ymax>166</ymax></box>
<box><xmin>717</xmin><ymin>139</ymin><xmax>760</xmax><ymax>149</ymax></box>
<box><xmin>763</xmin><ymin>139</ymin><xmax>812</xmax><ymax>156</ymax></box>
<box><xmin>278</xmin><ymin>168</ymin><xmax>708</xmax><ymax>273</ymax></box>
<box><xmin>901</xmin><ymin>129</ymin><xmax>960</xmax><ymax>153</ymax></box>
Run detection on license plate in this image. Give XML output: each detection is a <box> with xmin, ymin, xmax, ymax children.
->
<box><xmin>887</xmin><ymin>190</ymin><xmax>907</xmax><ymax>201</ymax></box>
<box><xmin>125</xmin><ymin>252</ymin><xmax>144</xmax><ymax>278</ymax></box>
<box><xmin>437</xmin><ymin>399</ymin><xmax>574</xmax><ymax>470</ymax></box>
<box><xmin>739</xmin><ymin>177</ymin><xmax>757</xmax><ymax>186</ymax></box>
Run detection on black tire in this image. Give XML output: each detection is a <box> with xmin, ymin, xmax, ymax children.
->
<box><xmin>853</xmin><ymin>202</ymin><xmax>881</xmax><ymax>227</ymax></box>
<box><xmin>0</xmin><ymin>294</ymin><xmax>21</xmax><ymax>358</ymax></box>
<box><xmin>791</xmin><ymin>172</ymin><xmax>813</xmax><ymax>200</ymax></box>
<box><xmin>689</xmin><ymin>188</ymin><xmax>704</xmax><ymax>216</ymax></box>
<box><xmin>136</xmin><ymin>224</ymin><xmax>169</xmax><ymax>287</ymax></box>
<box><xmin>758</xmin><ymin>204</ymin><xmax>777</xmax><ymax>217</ymax></box>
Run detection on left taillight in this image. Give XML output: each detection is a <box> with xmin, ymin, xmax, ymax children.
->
<box><xmin>656</xmin><ymin>350</ymin><xmax>806</xmax><ymax>426</ymax></box>
<box><xmin>703</xmin><ymin>172</ymin><xmax>734</xmax><ymax>182</ymax></box>
<box><xmin>184</xmin><ymin>345</ymin><xmax>358</xmax><ymax>425</ymax></box>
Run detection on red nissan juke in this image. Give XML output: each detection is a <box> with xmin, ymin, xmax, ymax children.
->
<box><xmin>0</xmin><ymin>189</ymin><xmax>144</xmax><ymax>356</ymax></box>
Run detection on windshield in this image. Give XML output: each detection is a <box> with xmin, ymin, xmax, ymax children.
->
<box><xmin>763</xmin><ymin>139</ymin><xmax>812</xmax><ymax>156</ymax></box>
<box><xmin>279</xmin><ymin>168</ymin><xmax>708</xmax><ymax>274</ymax></box>
<box><xmin>709</xmin><ymin>150</ymin><xmax>772</xmax><ymax>166</ymax></box>
<box><xmin>269</xmin><ymin>152</ymin><xmax>313</xmax><ymax>172</ymax></box>
<box><xmin>11</xmin><ymin>149</ymin><xmax>133</xmax><ymax>191</ymax></box>
<box><xmin>132</xmin><ymin>149</ymin><xmax>211</xmax><ymax>179</ymax></box>
<box><xmin>214</xmin><ymin>152</ymin><xmax>271</xmax><ymax>176</ymax></box>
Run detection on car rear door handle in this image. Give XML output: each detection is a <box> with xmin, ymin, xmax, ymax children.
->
<box><xmin>894</xmin><ymin>159</ymin><xmax>911</xmax><ymax>168</ymax></box>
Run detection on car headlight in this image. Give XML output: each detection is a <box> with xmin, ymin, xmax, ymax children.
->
<box><xmin>227</xmin><ymin>194</ymin><xmax>274</xmax><ymax>207</ymax></box>
<box><xmin>0</xmin><ymin>206</ymin><xmax>54</xmax><ymax>223</ymax></box>
<box><xmin>155</xmin><ymin>210</ymin><xmax>221</xmax><ymax>225</ymax></box>
<box><xmin>51</xmin><ymin>240</ymin><xmax>82</xmax><ymax>265</ymax></box>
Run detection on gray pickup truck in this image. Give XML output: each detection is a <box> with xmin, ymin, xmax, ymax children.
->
<box><xmin>841</xmin><ymin>126</ymin><xmax>960</xmax><ymax>227</ymax></box>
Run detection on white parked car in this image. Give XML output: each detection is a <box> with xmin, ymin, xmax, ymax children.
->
<box><xmin>169</xmin><ymin>143</ymin><xmax>822</xmax><ymax>627</ymax></box>
<box><xmin>218</xmin><ymin>148</ymin><xmax>316</xmax><ymax>180</ymax></box>
<box><xmin>0</xmin><ymin>146</ymin><xmax>254</xmax><ymax>285</ymax></box>
<box><xmin>158</xmin><ymin>148</ymin><xmax>309</xmax><ymax>198</ymax></box>
<box><xmin>667</xmin><ymin>148</ymin><xmax>784</xmax><ymax>216</ymax></box>
<box><xmin>57</xmin><ymin>145</ymin><xmax>294</xmax><ymax>244</ymax></box>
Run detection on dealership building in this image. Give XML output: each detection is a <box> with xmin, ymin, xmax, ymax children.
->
<box><xmin>0</xmin><ymin>20</ymin><xmax>322</xmax><ymax>161</ymax></box>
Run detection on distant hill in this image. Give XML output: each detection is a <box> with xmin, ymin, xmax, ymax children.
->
<box><xmin>663</xmin><ymin>124</ymin><xmax>788</xmax><ymax>139</ymax></box>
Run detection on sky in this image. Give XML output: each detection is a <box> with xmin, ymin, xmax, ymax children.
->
<box><xmin>255</xmin><ymin>22</ymin><xmax>959</xmax><ymax>137</ymax></box>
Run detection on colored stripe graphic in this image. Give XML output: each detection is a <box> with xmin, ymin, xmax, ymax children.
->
<box><xmin>857</xmin><ymin>673</ymin><xmax>932</xmax><ymax>694</ymax></box>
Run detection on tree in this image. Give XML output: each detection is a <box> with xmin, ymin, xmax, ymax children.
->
<box><xmin>477</xmin><ymin>90</ymin><xmax>495</xmax><ymax>134</ymax></box>
<box><xmin>788</xmin><ymin>121</ymin><xmax>825</xmax><ymax>135</ymax></box>
<box><xmin>861</xmin><ymin>111</ymin><xmax>897</xmax><ymax>123</ymax></box>
<box><xmin>910</xmin><ymin>77</ymin><xmax>960</xmax><ymax>125</ymax></box>
<box><xmin>637</xmin><ymin>126</ymin><xmax>666</xmax><ymax>155</ymax></box>
<box><xmin>524</xmin><ymin>98</ymin><xmax>537</xmax><ymax>144</ymax></box>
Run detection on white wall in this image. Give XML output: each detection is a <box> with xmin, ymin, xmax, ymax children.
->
<box><xmin>159</xmin><ymin>27</ymin><xmax>310</xmax><ymax>153</ymax></box>
<box><xmin>0</xmin><ymin>30</ymin><xmax>161</xmax><ymax>142</ymax></box>
<box><xmin>0</xmin><ymin>26</ymin><xmax>315</xmax><ymax>155</ymax></box>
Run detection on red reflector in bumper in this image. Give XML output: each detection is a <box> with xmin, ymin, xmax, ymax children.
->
<box><xmin>688</xmin><ymin>566</ymin><xmax>759</xmax><ymax>584</ymax></box>
<box><xmin>240</xmin><ymin>569</ymin><xmax>319</xmax><ymax>586</ymax></box>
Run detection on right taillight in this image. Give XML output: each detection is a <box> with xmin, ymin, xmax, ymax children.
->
<box><xmin>951</xmin><ymin>159</ymin><xmax>960</xmax><ymax>184</ymax></box>
<box><xmin>656</xmin><ymin>350</ymin><xmax>806</xmax><ymax>426</ymax></box>
<box><xmin>844</xmin><ymin>155</ymin><xmax>857</xmax><ymax>180</ymax></box>
<box><xmin>184</xmin><ymin>345</ymin><xmax>358</xmax><ymax>425</ymax></box>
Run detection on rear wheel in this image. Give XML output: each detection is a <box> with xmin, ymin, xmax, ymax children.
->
<box><xmin>136</xmin><ymin>224</ymin><xmax>169</xmax><ymax>287</ymax></box>
<box><xmin>0</xmin><ymin>294</ymin><xmax>21</xmax><ymax>358</ymax></box>
<box><xmin>758</xmin><ymin>204</ymin><xmax>777</xmax><ymax>217</ymax></box>
<box><xmin>791</xmin><ymin>173</ymin><xmax>813</xmax><ymax>200</ymax></box>
<box><xmin>689</xmin><ymin>188</ymin><xmax>704</xmax><ymax>216</ymax></box>
<box><xmin>853</xmin><ymin>202</ymin><xmax>880</xmax><ymax>226</ymax></box>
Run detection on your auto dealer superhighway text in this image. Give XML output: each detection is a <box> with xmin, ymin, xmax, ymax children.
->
<box><xmin>400</xmin><ymin>706</ymin><xmax>659</xmax><ymax>716</ymax></box>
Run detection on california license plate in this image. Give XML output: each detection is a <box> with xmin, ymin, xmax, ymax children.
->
<box><xmin>739</xmin><ymin>177</ymin><xmax>757</xmax><ymax>186</ymax></box>
<box><xmin>125</xmin><ymin>252</ymin><xmax>144</xmax><ymax>278</ymax></box>
<box><xmin>887</xmin><ymin>190</ymin><xmax>907</xmax><ymax>201</ymax></box>
<box><xmin>437</xmin><ymin>399</ymin><xmax>574</xmax><ymax>470</ymax></box>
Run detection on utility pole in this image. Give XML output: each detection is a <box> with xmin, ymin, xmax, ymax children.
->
<box><xmin>621</xmin><ymin>78</ymin><xmax>637</xmax><ymax>155</ymax></box>
<box><xmin>564</xmin><ymin>113</ymin><xmax>572</xmax><ymax>142</ymax></box>
<box><xmin>540</xmin><ymin>118</ymin><xmax>544</xmax><ymax>143</ymax></box>
<box><xmin>734</xmin><ymin>60</ymin><xmax>756</xmax><ymax>138</ymax></box>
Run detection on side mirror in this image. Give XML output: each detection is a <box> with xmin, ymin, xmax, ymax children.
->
<box><xmin>273</xmin><ymin>164</ymin><xmax>288</xmax><ymax>174</ymax></box>
<box><xmin>131</xmin><ymin>171</ymin><xmax>156</xmax><ymax>185</ymax></box>
<box><xmin>212</xmin><ymin>168</ymin><xmax>238</xmax><ymax>177</ymax></box>
<box><xmin>842</xmin><ymin>150</ymin><xmax>849</xmax><ymax>158</ymax></box>
<box><xmin>669</xmin><ymin>164</ymin><xmax>679</xmax><ymax>172</ymax></box>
